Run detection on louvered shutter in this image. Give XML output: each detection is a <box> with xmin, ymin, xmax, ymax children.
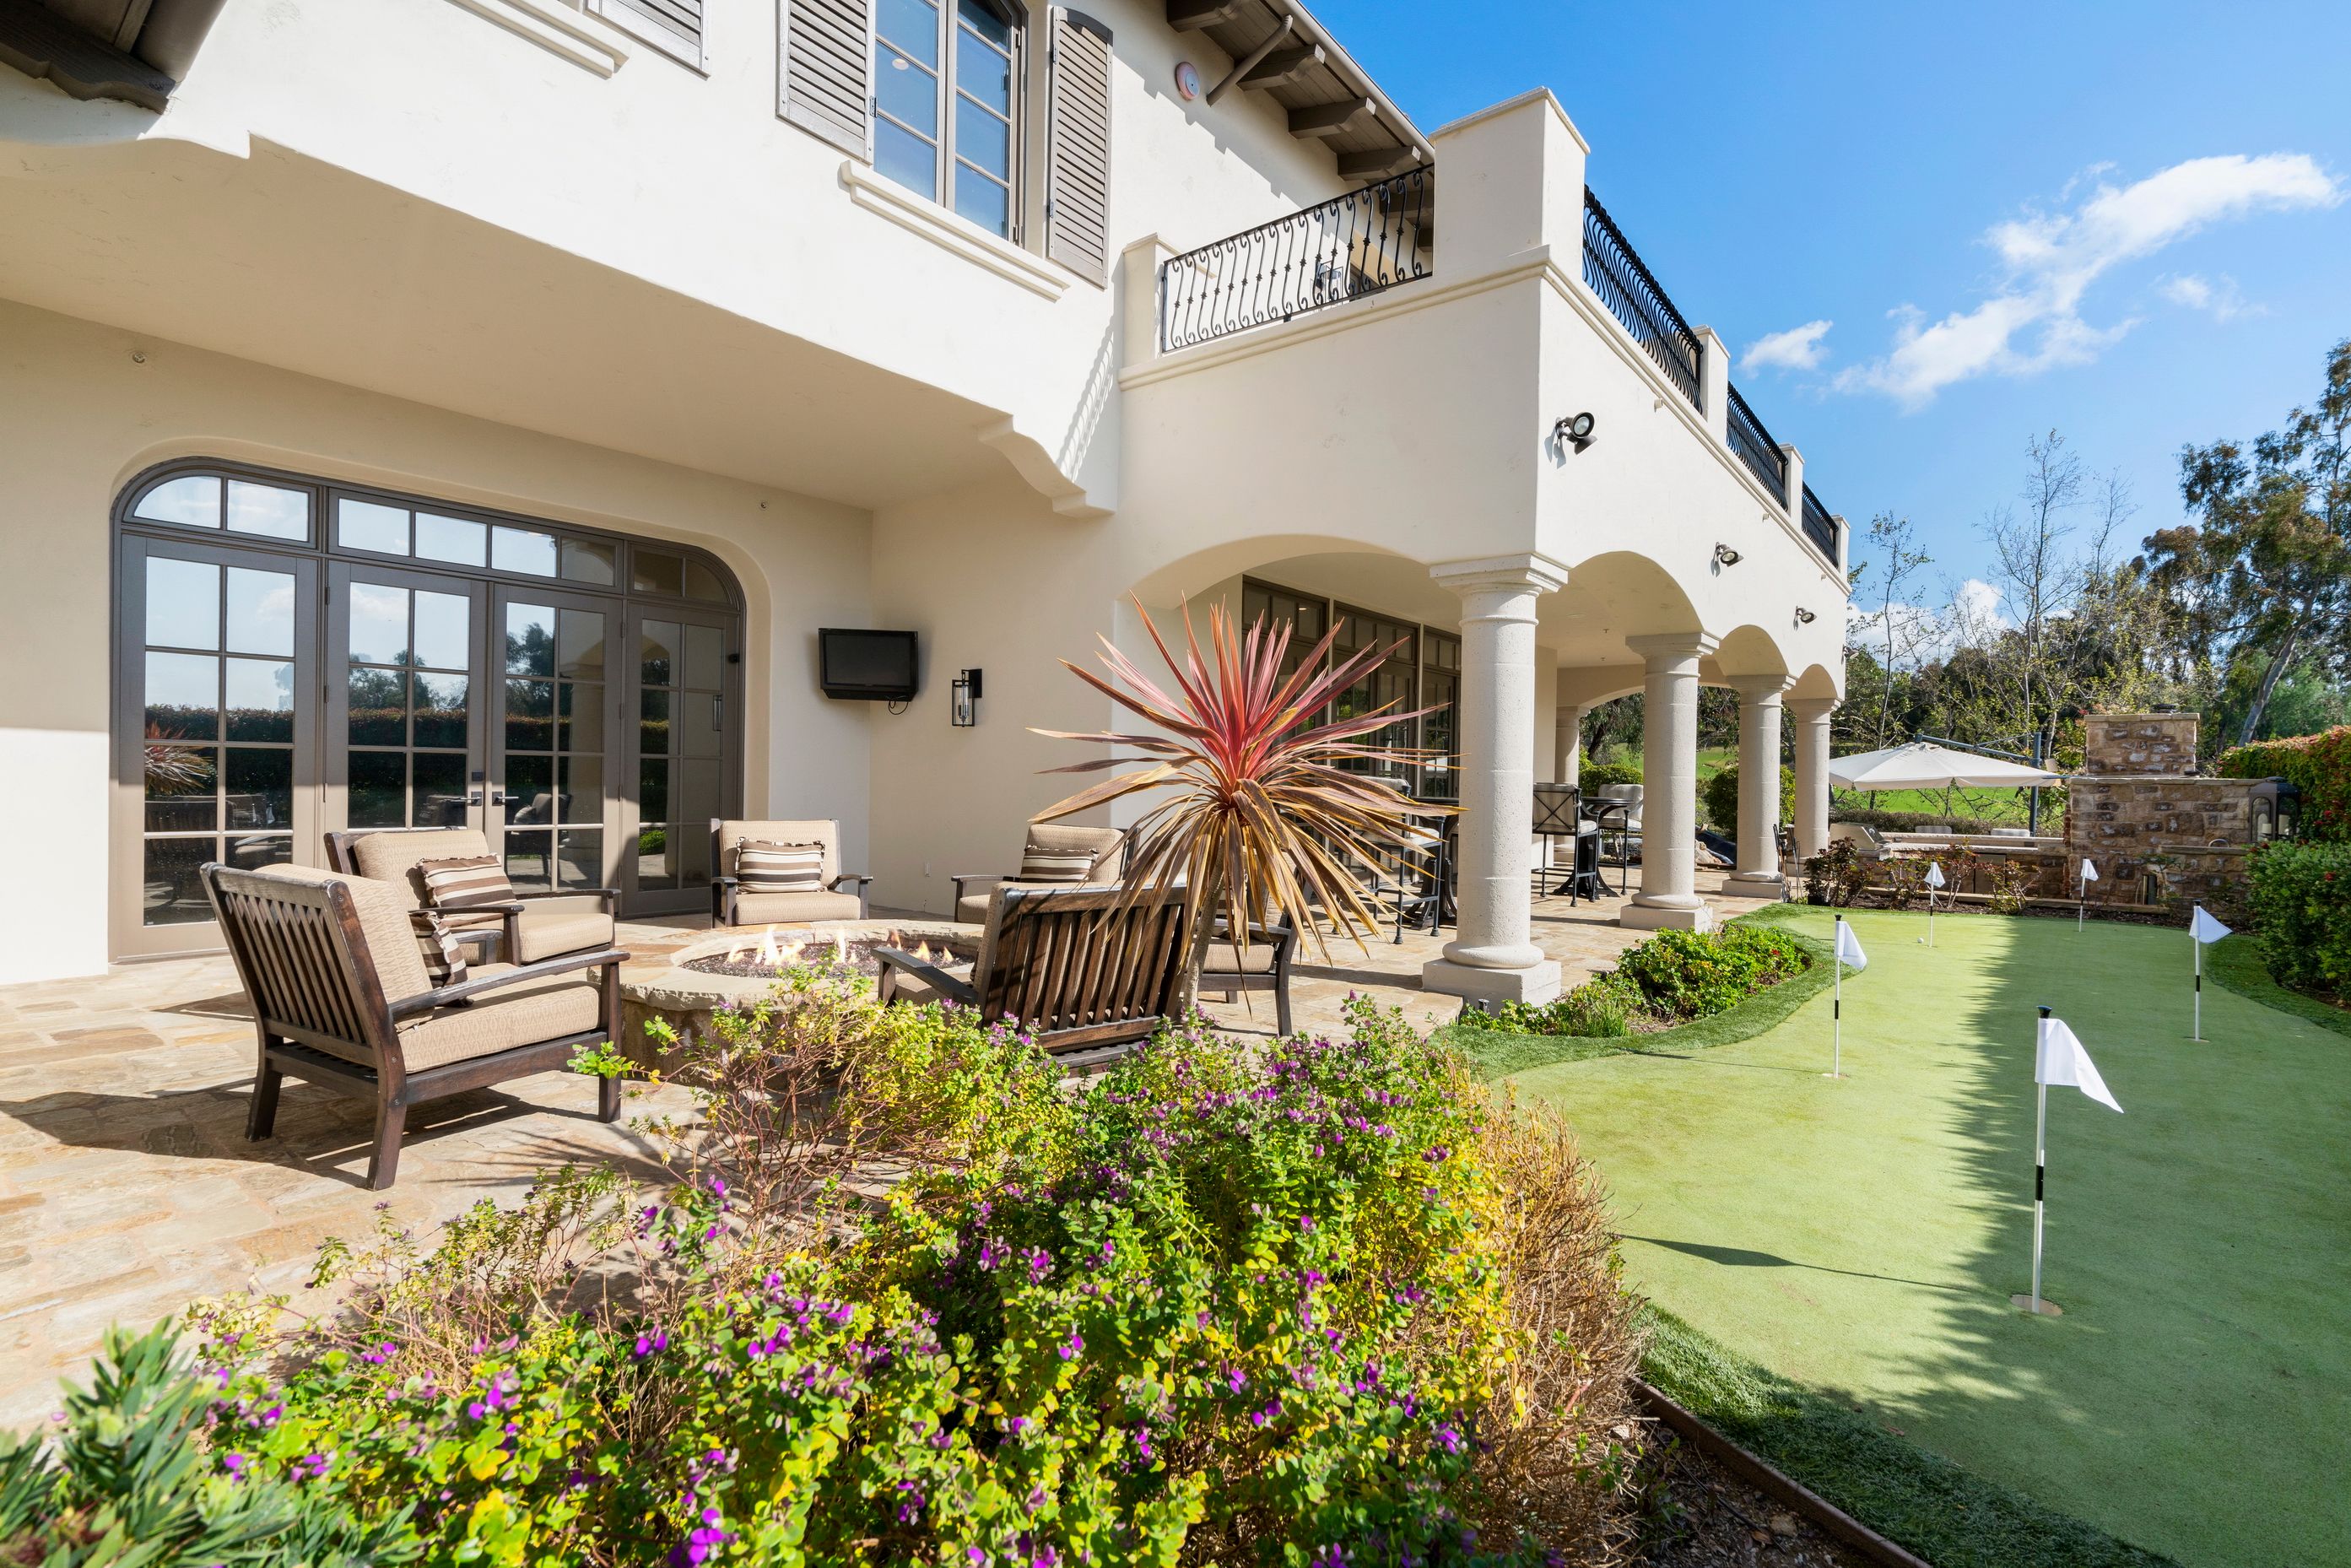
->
<box><xmin>779</xmin><ymin>0</ymin><xmax>873</xmax><ymax>157</ymax></box>
<box><xmin>592</xmin><ymin>0</ymin><xmax>704</xmax><ymax>63</ymax></box>
<box><xmin>1045</xmin><ymin>8</ymin><xmax>1112</xmax><ymax>285</ymax></box>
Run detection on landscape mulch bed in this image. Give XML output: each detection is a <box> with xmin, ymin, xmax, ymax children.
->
<box><xmin>1636</xmin><ymin>1428</ymin><xmax>1878</xmax><ymax>1568</ymax></box>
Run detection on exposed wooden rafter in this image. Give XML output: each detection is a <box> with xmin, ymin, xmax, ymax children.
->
<box><xmin>1287</xmin><ymin>96</ymin><xmax>1372</xmax><ymax>138</ymax></box>
<box><xmin>1165</xmin><ymin>0</ymin><xmax>1244</xmax><ymax>30</ymax></box>
<box><xmin>1238</xmin><ymin>42</ymin><xmax>1322</xmax><ymax>91</ymax></box>
<box><xmin>1336</xmin><ymin>144</ymin><xmax>1419</xmax><ymax>181</ymax></box>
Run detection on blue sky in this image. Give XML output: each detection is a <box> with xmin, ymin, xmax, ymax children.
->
<box><xmin>1313</xmin><ymin>0</ymin><xmax>2351</xmax><ymax>597</ymax></box>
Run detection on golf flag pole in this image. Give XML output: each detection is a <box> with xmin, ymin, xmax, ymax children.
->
<box><xmin>2190</xmin><ymin>905</ymin><xmax>2232</xmax><ymax>1041</ymax></box>
<box><xmin>1829</xmin><ymin>918</ymin><xmax>1867</xmax><ymax>1078</ymax></box>
<box><xmin>2031</xmin><ymin>1006</ymin><xmax>2049</xmax><ymax>1313</ymax></box>
<box><xmin>1925</xmin><ymin>861</ymin><xmax>1946</xmax><ymax>948</ymax></box>
<box><xmin>2078</xmin><ymin>859</ymin><xmax>2097</xmax><ymax>933</ymax></box>
<box><xmin>2022</xmin><ymin>1008</ymin><xmax>2123</xmax><ymax>1317</ymax></box>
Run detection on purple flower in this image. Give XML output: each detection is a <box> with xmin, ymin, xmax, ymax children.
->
<box><xmin>219</xmin><ymin>1452</ymin><xmax>248</xmax><ymax>1478</ymax></box>
<box><xmin>1435</xmin><ymin>1424</ymin><xmax>1465</xmax><ymax>1455</ymax></box>
<box><xmin>1057</xmin><ymin>1329</ymin><xmax>1084</xmax><ymax>1361</ymax></box>
<box><xmin>293</xmin><ymin>1451</ymin><xmax>331</xmax><ymax>1482</ymax></box>
<box><xmin>635</xmin><ymin>1329</ymin><xmax>670</xmax><ymax>1359</ymax></box>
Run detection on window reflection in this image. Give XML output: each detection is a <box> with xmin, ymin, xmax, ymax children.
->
<box><xmin>338</xmin><ymin>499</ymin><xmax>410</xmax><ymax>555</ymax></box>
<box><xmin>226</xmin><ymin>482</ymin><xmax>310</xmax><ymax>542</ymax></box>
<box><xmin>146</xmin><ymin>559</ymin><xmax>219</xmax><ymax>652</ymax></box>
<box><xmin>133</xmin><ymin>475</ymin><xmax>221</xmax><ymax>529</ymax></box>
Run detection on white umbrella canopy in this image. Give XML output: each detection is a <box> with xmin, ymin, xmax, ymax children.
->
<box><xmin>1829</xmin><ymin>741</ymin><xmax>2064</xmax><ymax>792</ymax></box>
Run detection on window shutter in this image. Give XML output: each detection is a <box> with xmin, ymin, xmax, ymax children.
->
<box><xmin>778</xmin><ymin>0</ymin><xmax>873</xmax><ymax>157</ymax></box>
<box><xmin>1045</xmin><ymin>8</ymin><xmax>1112</xmax><ymax>285</ymax></box>
<box><xmin>591</xmin><ymin>0</ymin><xmax>705</xmax><ymax>63</ymax></box>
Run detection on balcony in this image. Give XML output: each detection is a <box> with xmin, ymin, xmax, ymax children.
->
<box><xmin>1159</xmin><ymin>168</ymin><xmax>1434</xmax><ymax>351</ymax></box>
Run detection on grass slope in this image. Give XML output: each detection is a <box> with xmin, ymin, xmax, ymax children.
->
<box><xmin>1642</xmin><ymin>1307</ymin><xmax>2175</xmax><ymax>1568</ymax></box>
<box><xmin>1507</xmin><ymin>908</ymin><xmax>2351</xmax><ymax>1568</ymax></box>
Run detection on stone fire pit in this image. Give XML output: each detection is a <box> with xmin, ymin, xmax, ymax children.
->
<box><xmin>619</xmin><ymin>919</ymin><xmax>979</xmax><ymax>1073</ymax></box>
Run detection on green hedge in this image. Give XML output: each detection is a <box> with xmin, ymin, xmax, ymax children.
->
<box><xmin>1699</xmin><ymin>764</ymin><xmax>1794</xmax><ymax>835</ymax></box>
<box><xmin>1579</xmin><ymin>760</ymin><xmax>1641</xmax><ymax>792</ymax></box>
<box><xmin>2217</xmin><ymin>724</ymin><xmax>2351</xmax><ymax>842</ymax></box>
<box><xmin>2244</xmin><ymin>840</ymin><xmax>2351</xmax><ymax>998</ymax></box>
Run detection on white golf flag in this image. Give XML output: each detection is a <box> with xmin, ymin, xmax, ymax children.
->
<box><xmin>1835</xmin><ymin>922</ymin><xmax>1868</xmax><ymax>972</ymax></box>
<box><xmin>1925</xmin><ymin>862</ymin><xmax>1946</xmax><ymax>889</ymax></box>
<box><xmin>2080</xmin><ymin>859</ymin><xmax>2098</xmax><ymax>884</ymax></box>
<box><xmin>2035</xmin><ymin>1016</ymin><xmax>2122</xmax><ymax>1113</ymax></box>
<box><xmin>2191</xmin><ymin>906</ymin><xmax>2231</xmax><ymax>944</ymax></box>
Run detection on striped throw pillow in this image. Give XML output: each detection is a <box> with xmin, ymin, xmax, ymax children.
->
<box><xmin>410</xmin><ymin>910</ymin><xmax>469</xmax><ymax>989</ymax></box>
<box><xmin>1018</xmin><ymin>846</ymin><xmax>1096</xmax><ymax>883</ymax></box>
<box><xmin>416</xmin><ymin>855</ymin><xmax>513</xmax><ymax>931</ymax></box>
<box><xmin>737</xmin><ymin>840</ymin><xmax>825</xmax><ymax>893</ymax></box>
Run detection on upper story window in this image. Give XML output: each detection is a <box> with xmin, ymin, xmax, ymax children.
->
<box><xmin>873</xmin><ymin>0</ymin><xmax>1020</xmax><ymax>239</ymax></box>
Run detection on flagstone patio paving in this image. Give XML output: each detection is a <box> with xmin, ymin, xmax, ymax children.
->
<box><xmin>0</xmin><ymin>870</ymin><xmax>1735</xmax><ymax>1426</ymax></box>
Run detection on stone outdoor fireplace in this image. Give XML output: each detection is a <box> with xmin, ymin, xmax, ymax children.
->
<box><xmin>2067</xmin><ymin>711</ymin><xmax>2265</xmax><ymax>909</ymax></box>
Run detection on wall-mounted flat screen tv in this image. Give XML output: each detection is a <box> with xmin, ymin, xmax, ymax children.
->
<box><xmin>819</xmin><ymin>628</ymin><xmax>919</xmax><ymax>700</ymax></box>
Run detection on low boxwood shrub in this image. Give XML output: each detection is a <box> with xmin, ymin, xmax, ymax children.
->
<box><xmin>2245</xmin><ymin>839</ymin><xmax>2351</xmax><ymax>997</ymax></box>
<box><xmin>2218</xmin><ymin>724</ymin><xmax>2351</xmax><ymax>842</ymax></box>
<box><xmin>5</xmin><ymin>992</ymin><xmax>1646</xmax><ymax>1568</ymax></box>
<box><xmin>1699</xmin><ymin>764</ymin><xmax>1793</xmax><ymax>835</ymax></box>
<box><xmin>1496</xmin><ymin>924</ymin><xmax>1810</xmax><ymax>1036</ymax></box>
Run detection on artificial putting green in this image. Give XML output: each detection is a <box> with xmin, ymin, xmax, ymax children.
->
<box><xmin>1508</xmin><ymin>908</ymin><xmax>2350</xmax><ymax>1568</ymax></box>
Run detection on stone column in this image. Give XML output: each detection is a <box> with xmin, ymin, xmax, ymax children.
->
<box><xmin>1423</xmin><ymin>554</ymin><xmax>1569</xmax><ymax>1007</ymax></box>
<box><xmin>1790</xmin><ymin>697</ymin><xmax>1837</xmax><ymax>861</ymax></box>
<box><xmin>1723</xmin><ymin>675</ymin><xmax>1792</xmax><ymax>896</ymax></box>
<box><xmin>1622</xmin><ymin>631</ymin><xmax>1718</xmax><ymax>932</ymax></box>
<box><xmin>1554</xmin><ymin>705</ymin><xmax>1586</xmax><ymax>788</ymax></box>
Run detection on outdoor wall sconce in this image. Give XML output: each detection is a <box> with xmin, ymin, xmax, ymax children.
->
<box><xmin>1712</xmin><ymin>543</ymin><xmax>1743</xmax><ymax>568</ymax></box>
<box><xmin>1794</xmin><ymin>607</ymin><xmax>1817</xmax><ymax>624</ymax></box>
<box><xmin>950</xmin><ymin>668</ymin><xmax>982</xmax><ymax>727</ymax></box>
<box><xmin>1553</xmin><ymin>411</ymin><xmax>1597</xmax><ymax>452</ymax></box>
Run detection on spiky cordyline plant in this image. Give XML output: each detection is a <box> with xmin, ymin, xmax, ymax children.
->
<box><xmin>1033</xmin><ymin>597</ymin><xmax>1453</xmax><ymax>996</ymax></box>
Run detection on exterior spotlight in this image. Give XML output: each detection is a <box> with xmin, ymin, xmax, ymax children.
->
<box><xmin>1553</xmin><ymin>411</ymin><xmax>1597</xmax><ymax>451</ymax></box>
<box><xmin>1794</xmin><ymin>607</ymin><xmax>1817</xmax><ymax>624</ymax></box>
<box><xmin>1713</xmin><ymin>543</ymin><xmax>1743</xmax><ymax>568</ymax></box>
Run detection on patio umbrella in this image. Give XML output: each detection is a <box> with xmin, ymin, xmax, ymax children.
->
<box><xmin>1828</xmin><ymin>741</ymin><xmax>2065</xmax><ymax>792</ymax></box>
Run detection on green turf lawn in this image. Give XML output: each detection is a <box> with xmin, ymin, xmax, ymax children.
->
<box><xmin>1509</xmin><ymin>909</ymin><xmax>2351</xmax><ymax>1568</ymax></box>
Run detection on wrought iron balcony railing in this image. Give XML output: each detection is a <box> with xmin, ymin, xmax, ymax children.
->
<box><xmin>1581</xmin><ymin>190</ymin><xmax>1702</xmax><ymax>409</ymax></box>
<box><xmin>1726</xmin><ymin>382</ymin><xmax>1787</xmax><ymax>497</ymax></box>
<box><xmin>1159</xmin><ymin>168</ymin><xmax>1434</xmax><ymax>353</ymax></box>
<box><xmin>1801</xmin><ymin>484</ymin><xmax>1839</xmax><ymax>562</ymax></box>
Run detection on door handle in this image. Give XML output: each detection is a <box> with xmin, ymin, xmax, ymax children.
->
<box><xmin>711</xmin><ymin>695</ymin><xmax>723</xmax><ymax>731</ymax></box>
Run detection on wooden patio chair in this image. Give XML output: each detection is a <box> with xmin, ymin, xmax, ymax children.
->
<box><xmin>203</xmin><ymin>862</ymin><xmax>628</xmax><ymax>1190</ymax></box>
<box><xmin>324</xmin><ymin>826</ymin><xmax>617</xmax><ymax>968</ymax></box>
<box><xmin>948</xmin><ymin>824</ymin><xmax>1127</xmax><ymax>924</ymax></box>
<box><xmin>872</xmin><ymin>883</ymin><xmax>1192</xmax><ymax>1068</ymax></box>
<box><xmin>1198</xmin><ymin>913</ymin><xmax>1299</xmax><ymax>1036</ymax></box>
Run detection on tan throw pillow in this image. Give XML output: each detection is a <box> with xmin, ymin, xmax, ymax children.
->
<box><xmin>738</xmin><ymin>840</ymin><xmax>825</xmax><ymax>892</ymax></box>
<box><xmin>416</xmin><ymin>854</ymin><xmax>513</xmax><ymax>931</ymax></box>
<box><xmin>409</xmin><ymin>909</ymin><xmax>469</xmax><ymax>990</ymax></box>
<box><xmin>1017</xmin><ymin>844</ymin><xmax>1096</xmax><ymax>883</ymax></box>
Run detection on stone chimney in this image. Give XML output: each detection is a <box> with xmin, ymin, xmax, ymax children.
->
<box><xmin>2082</xmin><ymin>711</ymin><xmax>2199</xmax><ymax>776</ymax></box>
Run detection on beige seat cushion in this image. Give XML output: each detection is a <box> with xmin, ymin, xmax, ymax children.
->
<box><xmin>1026</xmin><ymin>823</ymin><xmax>1124</xmax><ymax>879</ymax></box>
<box><xmin>1200</xmin><ymin>939</ymin><xmax>1280</xmax><ymax>976</ymax></box>
<box><xmin>237</xmin><ymin>863</ymin><xmax>435</xmax><ymax>1007</ymax></box>
<box><xmin>513</xmin><ymin>900</ymin><xmax>618</xmax><ymax>964</ymax></box>
<box><xmin>347</xmin><ymin>829</ymin><xmax>498</xmax><ymax>910</ymax></box>
<box><xmin>884</xmin><ymin>958</ymin><xmax>976</xmax><ymax>1008</ymax></box>
<box><xmin>955</xmin><ymin>879</ymin><xmax>1073</xmax><ymax>925</ymax></box>
<box><xmin>396</xmin><ymin>967</ymin><xmax>603</xmax><ymax>1072</ymax></box>
<box><xmin>732</xmin><ymin>889</ymin><xmax>866</xmax><ymax>924</ymax></box>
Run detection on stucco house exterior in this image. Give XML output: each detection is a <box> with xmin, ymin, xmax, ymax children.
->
<box><xmin>0</xmin><ymin>0</ymin><xmax>1848</xmax><ymax>1003</ymax></box>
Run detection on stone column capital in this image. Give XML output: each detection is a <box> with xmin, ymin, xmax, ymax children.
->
<box><xmin>1728</xmin><ymin>673</ymin><xmax>1795</xmax><ymax>702</ymax></box>
<box><xmin>1430</xmin><ymin>553</ymin><xmax>1570</xmax><ymax>604</ymax></box>
<box><xmin>1625</xmin><ymin>630</ymin><xmax>1720</xmax><ymax>671</ymax></box>
<box><xmin>1787</xmin><ymin>695</ymin><xmax>1840</xmax><ymax>722</ymax></box>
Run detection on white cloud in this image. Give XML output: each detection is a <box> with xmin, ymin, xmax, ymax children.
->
<box><xmin>2157</xmin><ymin>271</ymin><xmax>2257</xmax><ymax>322</ymax></box>
<box><xmin>1739</xmin><ymin>319</ymin><xmax>1833</xmax><ymax>375</ymax></box>
<box><xmin>1840</xmin><ymin>154</ymin><xmax>2342</xmax><ymax>408</ymax></box>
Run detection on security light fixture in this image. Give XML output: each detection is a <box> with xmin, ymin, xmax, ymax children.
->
<box><xmin>950</xmin><ymin>668</ymin><xmax>983</xmax><ymax>727</ymax></box>
<box><xmin>1713</xmin><ymin>543</ymin><xmax>1743</xmax><ymax>568</ymax></box>
<box><xmin>1553</xmin><ymin>411</ymin><xmax>1597</xmax><ymax>451</ymax></box>
<box><xmin>1793</xmin><ymin>607</ymin><xmax>1817</xmax><ymax>624</ymax></box>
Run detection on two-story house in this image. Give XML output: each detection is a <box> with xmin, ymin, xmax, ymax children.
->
<box><xmin>0</xmin><ymin>0</ymin><xmax>1848</xmax><ymax>1003</ymax></box>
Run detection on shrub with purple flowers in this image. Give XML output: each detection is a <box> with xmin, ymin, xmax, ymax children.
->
<box><xmin>8</xmin><ymin>989</ymin><xmax>1643</xmax><ymax>1566</ymax></box>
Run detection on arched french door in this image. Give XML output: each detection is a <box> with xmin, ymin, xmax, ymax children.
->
<box><xmin>111</xmin><ymin>461</ymin><xmax>746</xmax><ymax>959</ymax></box>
